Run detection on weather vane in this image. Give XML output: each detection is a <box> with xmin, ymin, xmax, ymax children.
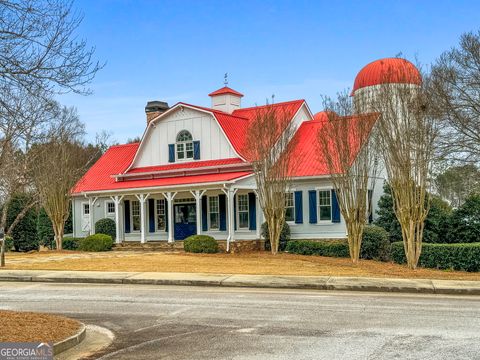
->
<box><xmin>224</xmin><ymin>73</ymin><xmax>228</xmax><ymax>86</ymax></box>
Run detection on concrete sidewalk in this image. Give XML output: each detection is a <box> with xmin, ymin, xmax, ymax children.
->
<box><xmin>1</xmin><ymin>269</ymin><xmax>480</xmax><ymax>295</ymax></box>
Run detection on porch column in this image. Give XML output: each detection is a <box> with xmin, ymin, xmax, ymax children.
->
<box><xmin>163</xmin><ymin>192</ymin><xmax>177</xmax><ymax>243</ymax></box>
<box><xmin>110</xmin><ymin>195</ymin><xmax>124</xmax><ymax>244</ymax></box>
<box><xmin>222</xmin><ymin>187</ymin><xmax>237</xmax><ymax>252</ymax></box>
<box><xmin>135</xmin><ymin>193</ymin><xmax>150</xmax><ymax>244</ymax></box>
<box><xmin>190</xmin><ymin>190</ymin><xmax>206</xmax><ymax>236</ymax></box>
<box><xmin>88</xmin><ymin>197</ymin><xmax>98</xmax><ymax>235</ymax></box>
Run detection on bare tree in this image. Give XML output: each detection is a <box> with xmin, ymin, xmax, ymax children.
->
<box><xmin>0</xmin><ymin>0</ymin><xmax>102</xmax><ymax>97</ymax></box>
<box><xmin>429</xmin><ymin>31</ymin><xmax>480</xmax><ymax>164</ymax></box>
<box><xmin>245</xmin><ymin>104</ymin><xmax>298</xmax><ymax>255</ymax></box>
<box><xmin>370</xmin><ymin>73</ymin><xmax>437</xmax><ymax>270</ymax></box>
<box><xmin>318</xmin><ymin>91</ymin><xmax>379</xmax><ymax>263</ymax></box>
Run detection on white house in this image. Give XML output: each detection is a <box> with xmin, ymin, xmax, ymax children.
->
<box><xmin>71</xmin><ymin>58</ymin><xmax>422</xmax><ymax>250</ymax></box>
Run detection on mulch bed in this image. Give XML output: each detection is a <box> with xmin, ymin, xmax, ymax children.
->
<box><xmin>0</xmin><ymin>310</ymin><xmax>81</xmax><ymax>343</ymax></box>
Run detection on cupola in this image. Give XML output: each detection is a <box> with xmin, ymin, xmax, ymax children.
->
<box><xmin>208</xmin><ymin>86</ymin><xmax>243</xmax><ymax>114</ymax></box>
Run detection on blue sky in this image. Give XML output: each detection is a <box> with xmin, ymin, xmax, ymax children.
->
<box><xmin>62</xmin><ymin>0</ymin><xmax>480</xmax><ymax>143</ymax></box>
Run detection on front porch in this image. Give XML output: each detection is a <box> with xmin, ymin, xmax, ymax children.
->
<box><xmin>76</xmin><ymin>184</ymin><xmax>262</xmax><ymax>252</ymax></box>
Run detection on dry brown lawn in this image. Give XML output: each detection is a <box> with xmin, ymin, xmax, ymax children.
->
<box><xmin>0</xmin><ymin>310</ymin><xmax>81</xmax><ymax>343</ymax></box>
<box><xmin>4</xmin><ymin>250</ymin><xmax>480</xmax><ymax>280</ymax></box>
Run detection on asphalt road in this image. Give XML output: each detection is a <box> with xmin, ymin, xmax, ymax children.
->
<box><xmin>1</xmin><ymin>282</ymin><xmax>480</xmax><ymax>360</ymax></box>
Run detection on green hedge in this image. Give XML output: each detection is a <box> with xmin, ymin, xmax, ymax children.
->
<box><xmin>95</xmin><ymin>218</ymin><xmax>116</xmax><ymax>241</ymax></box>
<box><xmin>286</xmin><ymin>240</ymin><xmax>350</xmax><ymax>257</ymax></box>
<box><xmin>184</xmin><ymin>235</ymin><xmax>218</xmax><ymax>253</ymax></box>
<box><xmin>78</xmin><ymin>234</ymin><xmax>113</xmax><ymax>252</ymax></box>
<box><xmin>391</xmin><ymin>242</ymin><xmax>480</xmax><ymax>272</ymax></box>
<box><xmin>361</xmin><ymin>225</ymin><xmax>390</xmax><ymax>261</ymax></box>
<box><xmin>3</xmin><ymin>236</ymin><xmax>14</xmax><ymax>252</ymax></box>
<box><xmin>62</xmin><ymin>237</ymin><xmax>81</xmax><ymax>250</ymax></box>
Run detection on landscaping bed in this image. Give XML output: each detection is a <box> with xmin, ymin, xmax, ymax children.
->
<box><xmin>0</xmin><ymin>310</ymin><xmax>81</xmax><ymax>343</ymax></box>
<box><xmin>4</xmin><ymin>251</ymin><xmax>480</xmax><ymax>280</ymax></box>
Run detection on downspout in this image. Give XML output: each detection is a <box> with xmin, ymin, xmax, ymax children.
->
<box><xmin>222</xmin><ymin>184</ymin><xmax>230</xmax><ymax>253</ymax></box>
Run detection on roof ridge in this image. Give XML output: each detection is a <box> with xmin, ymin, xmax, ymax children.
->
<box><xmin>236</xmin><ymin>99</ymin><xmax>305</xmax><ymax>112</ymax></box>
<box><xmin>108</xmin><ymin>142</ymin><xmax>140</xmax><ymax>149</ymax></box>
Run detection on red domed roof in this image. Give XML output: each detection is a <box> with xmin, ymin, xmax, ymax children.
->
<box><xmin>313</xmin><ymin>111</ymin><xmax>337</xmax><ymax>122</ymax></box>
<box><xmin>352</xmin><ymin>58</ymin><xmax>421</xmax><ymax>94</ymax></box>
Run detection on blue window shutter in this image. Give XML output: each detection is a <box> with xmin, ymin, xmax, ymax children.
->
<box><xmin>219</xmin><ymin>194</ymin><xmax>226</xmax><ymax>231</ymax></box>
<box><xmin>148</xmin><ymin>199</ymin><xmax>155</xmax><ymax>232</ymax></box>
<box><xmin>193</xmin><ymin>141</ymin><xmax>200</xmax><ymax>160</ymax></box>
<box><xmin>368</xmin><ymin>189</ymin><xmax>373</xmax><ymax>224</ymax></box>
<box><xmin>165</xmin><ymin>201</ymin><xmax>168</xmax><ymax>232</ymax></box>
<box><xmin>294</xmin><ymin>191</ymin><xmax>303</xmax><ymax>224</ymax></box>
<box><xmin>248</xmin><ymin>192</ymin><xmax>256</xmax><ymax>230</ymax></box>
<box><xmin>233</xmin><ymin>195</ymin><xmax>237</xmax><ymax>230</ymax></box>
<box><xmin>308</xmin><ymin>190</ymin><xmax>317</xmax><ymax>224</ymax></box>
<box><xmin>332</xmin><ymin>189</ymin><xmax>341</xmax><ymax>223</ymax></box>
<box><xmin>202</xmin><ymin>196</ymin><xmax>208</xmax><ymax>231</ymax></box>
<box><xmin>168</xmin><ymin>144</ymin><xmax>175</xmax><ymax>163</ymax></box>
<box><xmin>124</xmin><ymin>200</ymin><xmax>131</xmax><ymax>233</ymax></box>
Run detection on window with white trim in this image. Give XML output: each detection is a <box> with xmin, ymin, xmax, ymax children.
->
<box><xmin>318</xmin><ymin>190</ymin><xmax>332</xmax><ymax>221</ymax></box>
<box><xmin>156</xmin><ymin>199</ymin><xmax>166</xmax><ymax>231</ymax></box>
<box><xmin>237</xmin><ymin>194</ymin><xmax>249</xmax><ymax>229</ymax></box>
<box><xmin>106</xmin><ymin>202</ymin><xmax>115</xmax><ymax>215</ymax></box>
<box><xmin>285</xmin><ymin>192</ymin><xmax>295</xmax><ymax>222</ymax></box>
<box><xmin>176</xmin><ymin>130</ymin><xmax>193</xmax><ymax>160</ymax></box>
<box><xmin>83</xmin><ymin>203</ymin><xmax>90</xmax><ymax>215</ymax></box>
<box><xmin>208</xmin><ymin>196</ymin><xmax>219</xmax><ymax>230</ymax></box>
<box><xmin>131</xmin><ymin>200</ymin><xmax>141</xmax><ymax>231</ymax></box>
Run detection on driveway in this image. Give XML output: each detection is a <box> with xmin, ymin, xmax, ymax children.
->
<box><xmin>0</xmin><ymin>282</ymin><xmax>479</xmax><ymax>359</ymax></box>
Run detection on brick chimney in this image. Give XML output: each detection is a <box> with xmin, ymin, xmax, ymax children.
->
<box><xmin>145</xmin><ymin>101</ymin><xmax>169</xmax><ymax>124</ymax></box>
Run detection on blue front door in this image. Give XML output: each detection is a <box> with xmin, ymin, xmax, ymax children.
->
<box><xmin>174</xmin><ymin>203</ymin><xmax>197</xmax><ymax>240</ymax></box>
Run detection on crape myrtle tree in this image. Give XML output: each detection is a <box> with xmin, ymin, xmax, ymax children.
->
<box><xmin>245</xmin><ymin>103</ymin><xmax>298</xmax><ymax>255</ymax></box>
<box><xmin>370</xmin><ymin>66</ymin><xmax>438</xmax><ymax>270</ymax></box>
<box><xmin>0</xmin><ymin>0</ymin><xmax>101</xmax><ymax>266</ymax></box>
<box><xmin>318</xmin><ymin>91</ymin><xmax>379</xmax><ymax>263</ymax></box>
<box><xmin>31</xmin><ymin>104</ymin><xmax>100</xmax><ymax>251</ymax></box>
<box><xmin>429</xmin><ymin>31</ymin><xmax>480</xmax><ymax>164</ymax></box>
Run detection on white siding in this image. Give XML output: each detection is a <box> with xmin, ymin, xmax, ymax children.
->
<box><xmin>132</xmin><ymin>107</ymin><xmax>238</xmax><ymax>168</ymax></box>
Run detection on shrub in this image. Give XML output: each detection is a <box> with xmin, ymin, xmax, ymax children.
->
<box><xmin>262</xmin><ymin>221</ymin><xmax>291</xmax><ymax>252</ymax></box>
<box><xmin>184</xmin><ymin>235</ymin><xmax>218</xmax><ymax>253</ymax></box>
<box><xmin>446</xmin><ymin>194</ymin><xmax>480</xmax><ymax>243</ymax></box>
<box><xmin>375</xmin><ymin>184</ymin><xmax>452</xmax><ymax>243</ymax></box>
<box><xmin>6</xmin><ymin>193</ymin><xmax>39</xmax><ymax>252</ymax></box>
<box><xmin>286</xmin><ymin>240</ymin><xmax>349</xmax><ymax>258</ymax></box>
<box><xmin>95</xmin><ymin>218</ymin><xmax>116</xmax><ymax>240</ymax></box>
<box><xmin>361</xmin><ymin>225</ymin><xmax>390</xmax><ymax>261</ymax></box>
<box><xmin>37</xmin><ymin>208</ymin><xmax>55</xmax><ymax>248</ymax></box>
<box><xmin>78</xmin><ymin>234</ymin><xmax>113</xmax><ymax>252</ymax></box>
<box><xmin>391</xmin><ymin>241</ymin><xmax>480</xmax><ymax>272</ymax></box>
<box><xmin>62</xmin><ymin>237</ymin><xmax>81</xmax><ymax>250</ymax></box>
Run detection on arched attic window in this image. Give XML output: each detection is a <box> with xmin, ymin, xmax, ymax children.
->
<box><xmin>176</xmin><ymin>130</ymin><xmax>194</xmax><ymax>160</ymax></box>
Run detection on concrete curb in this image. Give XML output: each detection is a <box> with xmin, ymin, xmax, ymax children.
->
<box><xmin>1</xmin><ymin>270</ymin><xmax>480</xmax><ymax>295</ymax></box>
<box><xmin>53</xmin><ymin>323</ymin><xmax>86</xmax><ymax>355</ymax></box>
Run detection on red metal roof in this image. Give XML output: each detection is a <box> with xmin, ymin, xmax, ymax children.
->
<box><xmin>352</xmin><ymin>58</ymin><xmax>422</xmax><ymax>94</ymax></box>
<box><xmin>288</xmin><ymin>113</ymin><xmax>378</xmax><ymax>177</ymax></box>
<box><xmin>72</xmin><ymin>143</ymin><xmax>139</xmax><ymax>194</ymax></box>
<box><xmin>127</xmin><ymin>157</ymin><xmax>245</xmax><ymax>174</ymax></box>
<box><xmin>208</xmin><ymin>86</ymin><xmax>244</xmax><ymax>97</ymax></box>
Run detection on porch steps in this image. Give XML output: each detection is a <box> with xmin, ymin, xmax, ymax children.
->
<box><xmin>114</xmin><ymin>241</ymin><xmax>184</xmax><ymax>252</ymax></box>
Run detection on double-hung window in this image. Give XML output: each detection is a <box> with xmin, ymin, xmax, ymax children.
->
<box><xmin>208</xmin><ymin>196</ymin><xmax>219</xmax><ymax>230</ymax></box>
<box><xmin>285</xmin><ymin>192</ymin><xmax>295</xmax><ymax>222</ymax></box>
<box><xmin>176</xmin><ymin>130</ymin><xmax>194</xmax><ymax>160</ymax></box>
<box><xmin>318</xmin><ymin>190</ymin><xmax>332</xmax><ymax>221</ymax></box>
<box><xmin>131</xmin><ymin>200</ymin><xmax>141</xmax><ymax>231</ymax></box>
<box><xmin>106</xmin><ymin>202</ymin><xmax>115</xmax><ymax>216</ymax></box>
<box><xmin>237</xmin><ymin>194</ymin><xmax>249</xmax><ymax>229</ymax></box>
<box><xmin>83</xmin><ymin>203</ymin><xmax>90</xmax><ymax>216</ymax></box>
<box><xmin>156</xmin><ymin>199</ymin><xmax>166</xmax><ymax>231</ymax></box>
